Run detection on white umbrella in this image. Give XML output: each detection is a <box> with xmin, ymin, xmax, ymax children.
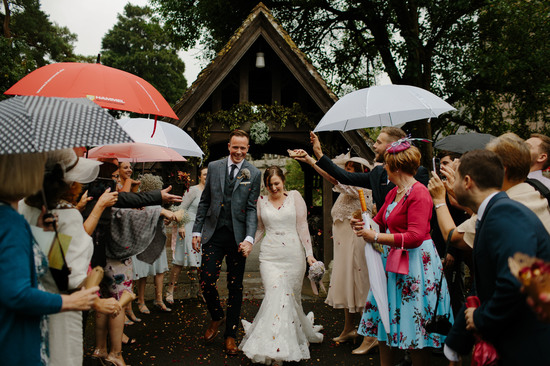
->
<box><xmin>314</xmin><ymin>85</ymin><xmax>455</xmax><ymax>132</ymax></box>
<box><xmin>361</xmin><ymin>210</ymin><xmax>390</xmax><ymax>335</ymax></box>
<box><xmin>117</xmin><ymin>118</ymin><xmax>203</xmax><ymax>157</ymax></box>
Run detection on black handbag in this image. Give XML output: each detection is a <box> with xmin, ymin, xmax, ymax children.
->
<box><xmin>424</xmin><ymin>229</ymin><xmax>453</xmax><ymax>335</ymax></box>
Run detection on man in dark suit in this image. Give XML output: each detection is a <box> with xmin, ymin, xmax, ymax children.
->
<box><xmin>444</xmin><ymin>149</ymin><xmax>550</xmax><ymax>365</ymax></box>
<box><xmin>311</xmin><ymin>128</ymin><xmax>429</xmax><ymax>210</ymax></box>
<box><xmin>192</xmin><ymin>129</ymin><xmax>261</xmax><ymax>355</ymax></box>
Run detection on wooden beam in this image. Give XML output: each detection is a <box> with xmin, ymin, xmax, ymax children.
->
<box><xmin>322</xmin><ymin>177</ymin><xmax>333</xmax><ymax>264</ymax></box>
<box><xmin>212</xmin><ymin>88</ymin><xmax>222</xmax><ymax>112</ymax></box>
<box><xmin>239</xmin><ymin>57</ymin><xmax>249</xmax><ymax>103</ymax></box>
<box><xmin>272</xmin><ymin>61</ymin><xmax>281</xmax><ymax>104</ymax></box>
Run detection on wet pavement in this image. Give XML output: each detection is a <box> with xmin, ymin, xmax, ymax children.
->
<box><xmin>82</xmin><ymin>244</ymin><xmax>463</xmax><ymax>365</ymax></box>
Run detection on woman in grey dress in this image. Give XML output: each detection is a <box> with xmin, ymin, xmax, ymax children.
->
<box><xmin>165</xmin><ymin>166</ymin><xmax>207</xmax><ymax>303</ymax></box>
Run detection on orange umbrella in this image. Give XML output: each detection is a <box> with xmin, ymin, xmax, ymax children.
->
<box><xmin>5</xmin><ymin>62</ymin><xmax>178</xmax><ymax>120</ymax></box>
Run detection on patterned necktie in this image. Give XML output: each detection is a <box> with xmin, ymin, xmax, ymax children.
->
<box><xmin>230</xmin><ymin>164</ymin><xmax>237</xmax><ymax>180</ymax></box>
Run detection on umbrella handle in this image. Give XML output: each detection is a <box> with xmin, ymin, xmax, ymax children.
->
<box><xmin>151</xmin><ymin>115</ymin><xmax>158</xmax><ymax>138</ymax></box>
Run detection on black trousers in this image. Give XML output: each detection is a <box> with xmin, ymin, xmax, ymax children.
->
<box><xmin>200</xmin><ymin>226</ymin><xmax>246</xmax><ymax>339</ymax></box>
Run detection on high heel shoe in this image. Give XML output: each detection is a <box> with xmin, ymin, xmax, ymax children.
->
<box><xmin>153</xmin><ymin>300</ymin><xmax>172</xmax><ymax>312</ymax></box>
<box><xmin>351</xmin><ymin>337</ymin><xmax>379</xmax><ymax>355</ymax></box>
<box><xmin>125</xmin><ymin>309</ymin><xmax>141</xmax><ymax>323</ymax></box>
<box><xmin>91</xmin><ymin>348</ymin><xmax>108</xmax><ymax>366</ymax></box>
<box><xmin>165</xmin><ymin>289</ymin><xmax>174</xmax><ymax>305</ymax></box>
<box><xmin>105</xmin><ymin>351</ymin><xmax>128</xmax><ymax>366</ymax></box>
<box><xmin>137</xmin><ymin>302</ymin><xmax>150</xmax><ymax>314</ymax></box>
<box><xmin>332</xmin><ymin>329</ymin><xmax>359</xmax><ymax>343</ymax></box>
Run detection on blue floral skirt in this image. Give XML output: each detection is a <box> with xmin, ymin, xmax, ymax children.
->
<box><xmin>358</xmin><ymin>239</ymin><xmax>453</xmax><ymax>349</ymax></box>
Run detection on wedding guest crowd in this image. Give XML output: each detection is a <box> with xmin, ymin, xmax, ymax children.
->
<box><xmin>3</xmin><ymin>127</ymin><xmax>550</xmax><ymax>366</ymax></box>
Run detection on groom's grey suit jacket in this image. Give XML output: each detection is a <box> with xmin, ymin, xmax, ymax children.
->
<box><xmin>193</xmin><ymin>157</ymin><xmax>261</xmax><ymax>245</ymax></box>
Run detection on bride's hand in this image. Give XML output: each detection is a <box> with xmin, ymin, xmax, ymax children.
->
<box><xmin>307</xmin><ymin>255</ymin><xmax>317</xmax><ymax>266</ymax></box>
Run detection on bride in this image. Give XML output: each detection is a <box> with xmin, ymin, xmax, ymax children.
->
<box><xmin>239</xmin><ymin>166</ymin><xmax>323</xmax><ymax>365</ymax></box>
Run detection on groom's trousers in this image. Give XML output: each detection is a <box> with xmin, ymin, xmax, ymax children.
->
<box><xmin>200</xmin><ymin>226</ymin><xmax>247</xmax><ymax>339</ymax></box>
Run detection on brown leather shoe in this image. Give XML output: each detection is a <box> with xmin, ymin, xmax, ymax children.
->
<box><xmin>224</xmin><ymin>337</ymin><xmax>239</xmax><ymax>355</ymax></box>
<box><xmin>204</xmin><ymin>317</ymin><xmax>225</xmax><ymax>343</ymax></box>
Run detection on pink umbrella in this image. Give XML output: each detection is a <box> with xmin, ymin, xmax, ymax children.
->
<box><xmin>88</xmin><ymin>142</ymin><xmax>186</xmax><ymax>162</ymax></box>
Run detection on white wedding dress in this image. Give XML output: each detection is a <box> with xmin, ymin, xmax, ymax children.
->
<box><xmin>239</xmin><ymin>190</ymin><xmax>323</xmax><ymax>365</ymax></box>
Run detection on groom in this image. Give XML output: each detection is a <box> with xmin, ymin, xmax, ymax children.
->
<box><xmin>192</xmin><ymin>129</ymin><xmax>261</xmax><ymax>355</ymax></box>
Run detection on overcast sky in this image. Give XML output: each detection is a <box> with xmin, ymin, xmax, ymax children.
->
<box><xmin>40</xmin><ymin>0</ymin><xmax>203</xmax><ymax>84</ymax></box>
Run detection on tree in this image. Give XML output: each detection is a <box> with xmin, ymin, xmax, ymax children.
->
<box><xmin>101</xmin><ymin>4</ymin><xmax>187</xmax><ymax>106</ymax></box>
<box><xmin>1</xmin><ymin>0</ymin><xmax>80</xmax><ymax>98</ymax></box>
<box><xmin>455</xmin><ymin>0</ymin><xmax>550</xmax><ymax>138</ymax></box>
<box><xmin>152</xmin><ymin>0</ymin><xmax>550</xmax><ymax>147</ymax></box>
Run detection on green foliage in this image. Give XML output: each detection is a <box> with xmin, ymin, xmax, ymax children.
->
<box><xmin>455</xmin><ymin>0</ymin><xmax>550</xmax><ymax>139</ymax></box>
<box><xmin>194</xmin><ymin>102</ymin><xmax>315</xmax><ymax>160</ymax></box>
<box><xmin>284</xmin><ymin>159</ymin><xmax>304</xmax><ymax>196</ymax></box>
<box><xmin>0</xmin><ymin>0</ymin><xmax>78</xmax><ymax>98</ymax></box>
<box><xmin>152</xmin><ymin>0</ymin><xmax>550</xmax><ymax>141</ymax></box>
<box><xmin>101</xmin><ymin>4</ymin><xmax>187</xmax><ymax>106</ymax></box>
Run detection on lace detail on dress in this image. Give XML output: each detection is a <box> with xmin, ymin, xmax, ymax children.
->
<box><xmin>331</xmin><ymin>183</ymin><xmax>373</xmax><ymax>222</ymax></box>
<box><xmin>241</xmin><ymin>190</ymin><xmax>323</xmax><ymax>364</ymax></box>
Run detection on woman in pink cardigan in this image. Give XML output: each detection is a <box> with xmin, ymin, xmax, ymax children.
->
<box><xmin>352</xmin><ymin>139</ymin><xmax>453</xmax><ymax>366</ymax></box>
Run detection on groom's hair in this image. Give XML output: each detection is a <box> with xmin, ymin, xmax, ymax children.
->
<box><xmin>229</xmin><ymin>129</ymin><xmax>250</xmax><ymax>143</ymax></box>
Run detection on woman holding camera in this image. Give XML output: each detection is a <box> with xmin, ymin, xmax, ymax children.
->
<box><xmin>351</xmin><ymin>139</ymin><xmax>453</xmax><ymax>366</ymax></box>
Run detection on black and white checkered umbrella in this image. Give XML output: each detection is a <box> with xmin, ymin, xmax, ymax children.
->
<box><xmin>0</xmin><ymin>95</ymin><xmax>133</xmax><ymax>155</ymax></box>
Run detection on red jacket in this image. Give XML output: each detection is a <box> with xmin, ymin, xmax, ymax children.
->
<box><xmin>374</xmin><ymin>182</ymin><xmax>433</xmax><ymax>249</ymax></box>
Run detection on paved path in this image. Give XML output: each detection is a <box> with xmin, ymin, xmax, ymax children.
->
<box><xmin>83</xmin><ymin>244</ymin><xmax>463</xmax><ymax>365</ymax></box>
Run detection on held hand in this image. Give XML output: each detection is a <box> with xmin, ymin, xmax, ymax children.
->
<box><xmin>61</xmin><ymin>286</ymin><xmax>99</xmax><ymax>311</ymax></box>
<box><xmin>161</xmin><ymin>209</ymin><xmax>178</xmax><ymax>221</ymax></box>
<box><xmin>238</xmin><ymin>241</ymin><xmax>253</xmax><ymax>257</ymax></box>
<box><xmin>130</xmin><ymin>179</ymin><xmax>141</xmax><ymax>193</ymax></box>
<box><xmin>94</xmin><ymin>298</ymin><xmax>122</xmax><ymax>315</ymax></box>
<box><xmin>292</xmin><ymin>149</ymin><xmax>316</xmax><ymax>165</ymax></box>
<box><xmin>306</xmin><ymin>255</ymin><xmax>317</xmax><ymax>266</ymax></box>
<box><xmin>76</xmin><ymin>190</ymin><xmax>93</xmax><ymax>211</ymax></box>
<box><xmin>309</xmin><ymin>131</ymin><xmax>323</xmax><ymax>159</ymax></box>
<box><xmin>161</xmin><ymin>186</ymin><xmax>183</xmax><ymax>204</ymax></box>
<box><xmin>350</xmin><ymin>218</ymin><xmax>364</xmax><ymax>231</ymax></box>
<box><xmin>464</xmin><ymin>307</ymin><xmax>477</xmax><ymax>331</ymax></box>
<box><xmin>192</xmin><ymin>236</ymin><xmax>201</xmax><ymax>252</ymax></box>
<box><xmin>97</xmin><ymin>188</ymin><xmax>118</xmax><ymax>208</ymax></box>
<box><xmin>37</xmin><ymin>206</ymin><xmax>57</xmax><ymax>232</ymax></box>
<box><xmin>444</xmin><ymin>253</ymin><xmax>455</xmax><ymax>269</ymax></box>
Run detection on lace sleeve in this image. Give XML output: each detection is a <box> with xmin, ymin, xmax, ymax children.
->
<box><xmin>333</xmin><ymin>183</ymin><xmax>360</xmax><ymax>197</ymax></box>
<box><xmin>293</xmin><ymin>191</ymin><xmax>313</xmax><ymax>257</ymax></box>
<box><xmin>253</xmin><ymin>197</ymin><xmax>265</xmax><ymax>245</ymax></box>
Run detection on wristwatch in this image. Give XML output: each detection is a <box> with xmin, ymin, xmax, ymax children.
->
<box><xmin>374</xmin><ymin>232</ymin><xmax>379</xmax><ymax>244</ymax></box>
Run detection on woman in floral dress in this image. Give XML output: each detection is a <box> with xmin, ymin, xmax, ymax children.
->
<box><xmin>352</xmin><ymin>139</ymin><xmax>453</xmax><ymax>366</ymax></box>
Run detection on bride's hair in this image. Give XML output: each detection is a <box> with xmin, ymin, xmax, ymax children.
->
<box><xmin>263</xmin><ymin>166</ymin><xmax>285</xmax><ymax>187</ymax></box>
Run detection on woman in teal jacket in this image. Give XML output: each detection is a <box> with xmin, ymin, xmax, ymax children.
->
<box><xmin>0</xmin><ymin>152</ymin><xmax>98</xmax><ymax>365</ymax></box>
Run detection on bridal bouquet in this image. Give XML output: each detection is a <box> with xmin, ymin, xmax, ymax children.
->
<box><xmin>308</xmin><ymin>261</ymin><xmax>327</xmax><ymax>295</ymax></box>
